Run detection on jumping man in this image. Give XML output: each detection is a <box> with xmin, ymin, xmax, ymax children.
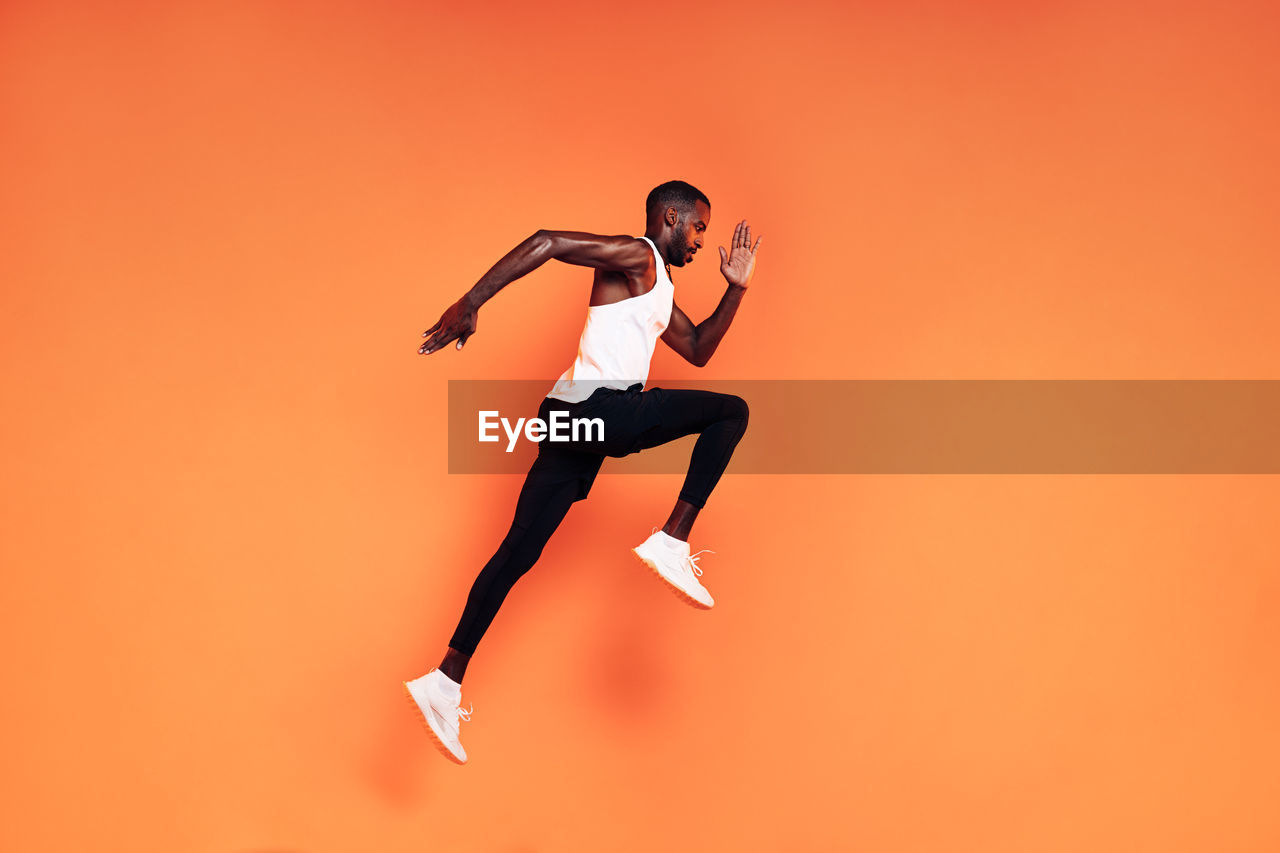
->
<box><xmin>404</xmin><ymin>180</ymin><xmax>760</xmax><ymax>763</ymax></box>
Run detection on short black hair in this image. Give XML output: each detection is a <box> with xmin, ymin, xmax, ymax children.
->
<box><xmin>645</xmin><ymin>180</ymin><xmax>710</xmax><ymax>220</ymax></box>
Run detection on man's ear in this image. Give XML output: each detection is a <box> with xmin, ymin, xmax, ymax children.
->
<box><xmin>664</xmin><ymin>206</ymin><xmax>679</xmax><ymax>227</ymax></box>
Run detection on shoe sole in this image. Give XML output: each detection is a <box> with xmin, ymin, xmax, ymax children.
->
<box><xmin>631</xmin><ymin>548</ymin><xmax>713</xmax><ymax>610</ymax></box>
<box><xmin>401</xmin><ymin>681</ymin><xmax>467</xmax><ymax>765</ymax></box>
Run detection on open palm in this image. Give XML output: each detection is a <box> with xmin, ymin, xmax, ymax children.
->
<box><xmin>718</xmin><ymin>219</ymin><xmax>761</xmax><ymax>288</ymax></box>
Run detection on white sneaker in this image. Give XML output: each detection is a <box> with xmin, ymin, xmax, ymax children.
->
<box><xmin>632</xmin><ymin>528</ymin><xmax>715</xmax><ymax>609</ymax></box>
<box><xmin>403</xmin><ymin>668</ymin><xmax>472</xmax><ymax>764</ymax></box>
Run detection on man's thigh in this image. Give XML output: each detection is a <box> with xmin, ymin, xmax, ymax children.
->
<box><xmin>626</xmin><ymin>387</ymin><xmax>745</xmax><ymax>452</ymax></box>
<box><xmin>561</xmin><ymin>387</ymin><xmax>664</xmax><ymax>457</ymax></box>
<box><xmin>569</xmin><ymin>386</ymin><xmax>736</xmax><ymax>457</ymax></box>
<box><xmin>519</xmin><ymin>443</ymin><xmax>605</xmax><ymax>507</ymax></box>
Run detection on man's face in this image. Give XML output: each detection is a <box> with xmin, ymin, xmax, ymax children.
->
<box><xmin>668</xmin><ymin>200</ymin><xmax>710</xmax><ymax>267</ymax></box>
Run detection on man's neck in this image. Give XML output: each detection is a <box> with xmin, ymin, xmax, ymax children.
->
<box><xmin>643</xmin><ymin>231</ymin><xmax>673</xmax><ymax>266</ymax></box>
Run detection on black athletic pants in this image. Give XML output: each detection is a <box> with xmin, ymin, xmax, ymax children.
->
<box><xmin>447</xmin><ymin>384</ymin><xmax>748</xmax><ymax>656</ymax></box>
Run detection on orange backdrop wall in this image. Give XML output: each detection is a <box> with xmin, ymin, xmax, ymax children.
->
<box><xmin>2</xmin><ymin>1</ymin><xmax>1278</xmax><ymax>851</ymax></box>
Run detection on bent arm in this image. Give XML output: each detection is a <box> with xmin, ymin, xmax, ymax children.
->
<box><xmin>420</xmin><ymin>230</ymin><xmax>653</xmax><ymax>355</ymax></box>
<box><xmin>463</xmin><ymin>230</ymin><xmax>652</xmax><ymax>309</ymax></box>
<box><xmin>661</xmin><ymin>288</ymin><xmax>747</xmax><ymax>368</ymax></box>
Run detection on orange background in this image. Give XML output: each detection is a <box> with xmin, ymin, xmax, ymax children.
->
<box><xmin>2</xmin><ymin>1</ymin><xmax>1278</xmax><ymax>851</ymax></box>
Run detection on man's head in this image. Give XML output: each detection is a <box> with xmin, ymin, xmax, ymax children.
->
<box><xmin>645</xmin><ymin>180</ymin><xmax>710</xmax><ymax>267</ymax></box>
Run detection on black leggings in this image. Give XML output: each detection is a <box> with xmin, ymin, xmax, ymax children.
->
<box><xmin>447</xmin><ymin>385</ymin><xmax>748</xmax><ymax>656</ymax></box>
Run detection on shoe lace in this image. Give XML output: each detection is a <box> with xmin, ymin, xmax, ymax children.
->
<box><xmin>457</xmin><ymin>703</ymin><xmax>474</xmax><ymax>723</ymax></box>
<box><xmin>685</xmin><ymin>549</ymin><xmax>715</xmax><ymax>577</ymax></box>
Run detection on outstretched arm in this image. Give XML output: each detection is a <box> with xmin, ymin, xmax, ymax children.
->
<box><xmin>661</xmin><ymin>220</ymin><xmax>761</xmax><ymax>367</ymax></box>
<box><xmin>419</xmin><ymin>231</ymin><xmax>652</xmax><ymax>354</ymax></box>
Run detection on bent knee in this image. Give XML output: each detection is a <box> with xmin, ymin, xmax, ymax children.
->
<box><xmin>723</xmin><ymin>394</ymin><xmax>749</xmax><ymax>427</ymax></box>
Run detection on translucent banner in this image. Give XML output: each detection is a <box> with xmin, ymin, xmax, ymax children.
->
<box><xmin>446</xmin><ymin>380</ymin><xmax>1280</xmax><ymax>474</ymax></box>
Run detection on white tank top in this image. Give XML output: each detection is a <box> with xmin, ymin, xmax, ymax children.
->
<box><xmin>547</xmin><ymin>236</ymin><xmax>674</xmax><ymax>403</ymax></box>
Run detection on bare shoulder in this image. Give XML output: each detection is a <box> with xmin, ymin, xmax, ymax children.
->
<box><xmin>540</xmin><ymin>230</ymin><xmax>654</xmax><ymax>274</ymax></box>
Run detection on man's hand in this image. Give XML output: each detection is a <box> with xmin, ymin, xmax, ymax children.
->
<box><xmin>419</xmin><ymin>295</ymin><xmax>478</xmax><ymax>354</ymax></box>
<box><xmin>718</xmin><ymin>219</ymin><xmax>761</xmax><ymax>289</ymax></box>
